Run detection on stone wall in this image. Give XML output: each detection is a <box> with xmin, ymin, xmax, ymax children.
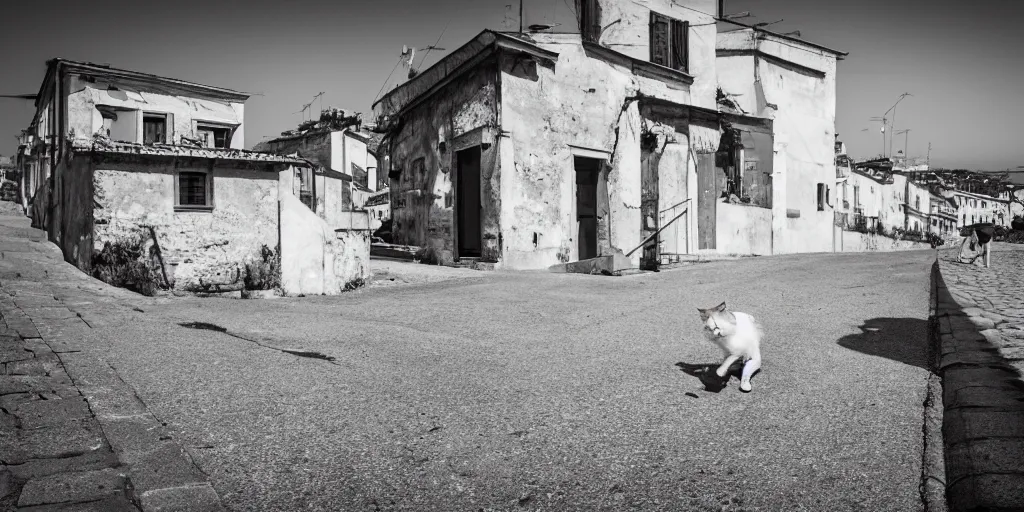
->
<box><xmin>92</xmin><ymin>162</ymin><xmax>279</xmax><ymax>292</ymax></box>
<box><xmin>838</xmin><ymin>231</ymin><xmax>931</xmax><ymax>252</ymax></box>
<box><xmin>387</xmin><ymin>60</ymin><xmax>499</xmax><ymax>261</ymax></box>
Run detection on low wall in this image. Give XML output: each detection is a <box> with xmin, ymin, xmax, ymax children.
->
<box><xmin>839</xmin><ymin>231</ymin><xmax>931</xmax><ymax>252</ymax></box>
<box><xmin>92</xmin><ymin>164</ymin><xmax>279</xmax><ymax>292</ymax></box>
<box><xmin>715</xmin><ymin>202</ymin><xmax>772</xmax><ymax>256</ymax></box>
<box><xmin>279</xmin><ymin>192</ymin><xmax>370</xmax><ymax>296</ymax></box>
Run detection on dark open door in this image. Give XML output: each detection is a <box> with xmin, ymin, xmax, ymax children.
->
<box><xmin>456</xmin><ymin>147</ymin><xmax>482</xmax><ymax>258</ymax></box>
<box><xmin>574</xmin><ymin>157</ymin><xmax>600</xmax><ymax>260</ymax></box>
<box><xmin>696</xmin><ymin>153</ymin><xmax>717</xmax><ymax>250</ymax></box>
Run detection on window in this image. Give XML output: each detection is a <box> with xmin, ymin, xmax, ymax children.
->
<box><xmin>175</xmin><ymin>171</ymin><xmax>213</xmax><ymax>210</ymax></box>
<box><xmin>817</xmin><ymin>183</ymin><xmax>829</xmax><ymax>211</ymax></box>
<box><xmin>915</xmin><ymin>196</ymin><xmax>920</xmax><ymax>211</ymax></box>
<box><xmin>143</xmin><ymin>113</ymin><xmax>169</xmax><ymax>145</ymax></box>
<box><xmin>296</xmin><ymin>166</ymin><xmax>314</xmax><ymax>210</ymax></box>
<box><xmin>578</xmin><ymin>0</ymin><xmax>601</xmax><ymax>43</ymax></box>
<box><xmin>649</xmin><ymin>12</ymin><xmax>688</xmax><ymax>72</ymax></box>
<box><xmin>982</xmin><ymin>201</ymin><xmax>987</xmax><ymax>209</ymax></box>
<box><xmin>196</xmin><ymin>123</ymin><xmax>232</xmax><ymax>149</ymax></box>
<box><xmin>99</xmin><ymin>109</ymin><xmax>116</xmax><ymax>137</ymax></box>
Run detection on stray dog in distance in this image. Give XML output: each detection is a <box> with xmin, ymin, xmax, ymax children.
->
<box><xmin>697</xmin><ymin>302</ymin><xmax>763</xmax><ymax>393</ymax></box>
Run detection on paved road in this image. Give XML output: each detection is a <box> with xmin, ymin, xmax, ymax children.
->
<box><xmin>69</xmin><ymin>248</ymin><xmax>938</xmax><ymax>511</ymax></box>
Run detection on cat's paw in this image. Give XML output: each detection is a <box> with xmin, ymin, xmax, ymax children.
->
<box><xmin>715</xmin><ymin>368</ymin><xmax>727</xmax><ymax>378</ymax></box>
<box><xmin>739</xmin><ymin>381</ymin><xmax>752</xmax><ymax>393</ymax></box>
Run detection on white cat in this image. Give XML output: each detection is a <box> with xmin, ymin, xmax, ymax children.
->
<box><xmin>697</xmin><ymin>302</ymin><xmax>763</xmax><ymax>393</ymax></box>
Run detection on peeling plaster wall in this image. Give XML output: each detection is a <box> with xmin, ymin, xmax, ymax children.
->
<box><xmin>639</xmin><ymin>104</ymin><xmax>691</xmax><ymax>259</ymax></box>
<box><xmin>92</xmin><ymin>163</ymin><xmax>279</xmax><ymax>292</ymax></box>
<box><xmin>387</xmin><ymin>61</ymin><xmax>499</xmax><ymax>261</ymax></box>
<box><xmin>498</xmin><ymin>38</ymin><xmax>644</xmax><ymax>269</ymax></box>
<box><xmin>66</xmin><ymin>78</ymin><xmax>244</xmax><ymax>147</ymax></box>
<box><xmin>715</xmin><ymin>201</ymin><xmax>772</xmax><ymax>255</ymax></box>
<box><xmin>596</xmin><ymin>0</ymin><xmax>719</xmax><ymax>109</ymax></box>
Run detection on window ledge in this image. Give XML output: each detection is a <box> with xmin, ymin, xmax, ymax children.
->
<box><xmin>174</xmin><ymin>205</ymin><xmax>214</xmax><ymax>213</ymax></box>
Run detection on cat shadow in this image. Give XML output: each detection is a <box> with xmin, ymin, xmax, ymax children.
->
<box><xmin>836</xmin><ymin>317</ymin><xmax>930</xmax><ymax>370</ymax></box>
<box><xmin>675</xmin><ymin>361</ymin><xmax>752</xmax><ymax>393</ymax></box>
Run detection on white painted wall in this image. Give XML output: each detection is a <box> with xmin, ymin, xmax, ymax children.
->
<box><xmin>597</xmin><ymin>0</ymin><xmax>719</xmax><ymax>110</ymax></box>
<box><xmin>718</xmin><ymin>28</ymin><xmax>842</xmax><ymax>254</ymax></box>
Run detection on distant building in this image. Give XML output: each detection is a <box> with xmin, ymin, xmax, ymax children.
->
<box><xmin>256</xmin><ymin>115</ymin><xmax>383</xmax><ymax>202</ymax></box>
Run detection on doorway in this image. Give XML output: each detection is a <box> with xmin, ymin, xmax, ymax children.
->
<box><xmin>456</xmin><ymin>146</ymin><xmax>482</xmax><ymax>258</ymax></box>
<box><xmin>574</xmin><ymin>157</ymin><xmax>600</xmax><ymax>260</ymax></box>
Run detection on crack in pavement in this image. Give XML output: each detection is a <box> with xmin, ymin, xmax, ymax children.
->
<box><xmin>177</xmin><ymin>321</ymin><xmax>341</xmax><ymax>366</ymax></box>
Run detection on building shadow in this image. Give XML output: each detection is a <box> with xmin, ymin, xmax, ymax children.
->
<box><xmin>675</xmin><ymin>361</ymin><xmax>748</xmax><ymax>393</ymax></box>
<box><xmin>837</xmin><ymin>317</ymin><xmax>931</xmax><ymax>370</ymax></box>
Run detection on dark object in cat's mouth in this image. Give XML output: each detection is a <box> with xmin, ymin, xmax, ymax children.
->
<box><xmin>685</xmin><ymin>392</ymin><xmax>699</xmax><ymax>398</ymax></box>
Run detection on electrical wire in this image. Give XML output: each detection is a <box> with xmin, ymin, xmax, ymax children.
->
<box><xmin>416</xmin><ymin>18</ymin><xmax>453</xmax><ymax>72</ymax></box>
<box><xmin>373</xmin><ymin>57</ymin><xmax>404</xmax><ymax>105</ymax></box>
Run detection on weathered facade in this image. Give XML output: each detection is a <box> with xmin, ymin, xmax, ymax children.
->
<box><xmin>20</xmin><ymin>59</ymin><xmax>370</xmax><ymax>295</ymax></box>
<box><xmin>717</xmin><ymin>23</ymin><xmax>847</xmax><ymax>254</ymax></box>
<box><xmin>373</xmin><ymin>0</ymin><xmax>805</xmax><ymax>270</ymax></box>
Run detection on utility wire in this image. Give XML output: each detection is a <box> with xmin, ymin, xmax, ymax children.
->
<box><xmin>373</xmin><ymin>57</ymin><xmax>404</xmax><ymax>105</ymax></box>
<box><xmin>417</xmin><ymin>17</ymin><xmax>452</xmax><ymax>72</ymax></box>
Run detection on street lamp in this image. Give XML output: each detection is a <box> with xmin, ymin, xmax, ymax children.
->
<box><xmin>881</xmin><ymin>93</ymin><xmax>912</xmax><ymax>158</ymax></box>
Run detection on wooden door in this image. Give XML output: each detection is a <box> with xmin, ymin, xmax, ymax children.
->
<box><xmin>696</xmin><ymin>153</ymin><xmax>717</xmax><ymax>250</ymax></box>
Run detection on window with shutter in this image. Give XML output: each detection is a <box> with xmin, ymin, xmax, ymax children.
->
<box><xmin>650</xmin><ymin>13</ymin><xmax>670</xmax><ymax>67</ymax></box>
<box><xmin>649</xmin><ymin>12</ymin><xmax>688</xmax><ymax>72</ymax></box>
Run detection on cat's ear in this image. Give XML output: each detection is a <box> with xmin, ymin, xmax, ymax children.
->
<box><xmin>715</xmin><ymin>302</ymin><xmax>727</xmax><ymax>312</ymax></box>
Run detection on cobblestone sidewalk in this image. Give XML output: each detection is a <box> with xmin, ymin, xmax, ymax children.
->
<box><xmin>934</xmin><ymin>242</ymin><xmax>1024</xmax><ymax>511</ymax></box>
<box><xmin>0</xmin><ymin>206</ymin><xmax>224</xmax><ymax>511</ymax></box>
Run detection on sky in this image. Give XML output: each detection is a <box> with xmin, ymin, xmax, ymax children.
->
<box><xmin>1</xmin><ymin>0</ymin><xmax>1022</xmax><ymax>180</ymax></box>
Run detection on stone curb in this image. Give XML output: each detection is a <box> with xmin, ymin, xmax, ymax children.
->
<box><xmin>924</xmin><ymin>261</ymin><xmax>949</xmax><ymax>512</ymax></box>
<box><xmin>932</xmin><ymin>258</ymin><xmax>1024</xmax><ymax>511</ymax></box>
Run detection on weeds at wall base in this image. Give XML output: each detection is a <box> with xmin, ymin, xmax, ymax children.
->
<box><xmin>90</xmin><ymin>232</ymin><xmax>161</xmax><ymax>297</ymax></box>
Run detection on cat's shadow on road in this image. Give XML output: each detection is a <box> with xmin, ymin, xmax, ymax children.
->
<box><xmin>675</xmin><ymin>361</ymin><xmax>751</xmax><ymax>393</ymax></box>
